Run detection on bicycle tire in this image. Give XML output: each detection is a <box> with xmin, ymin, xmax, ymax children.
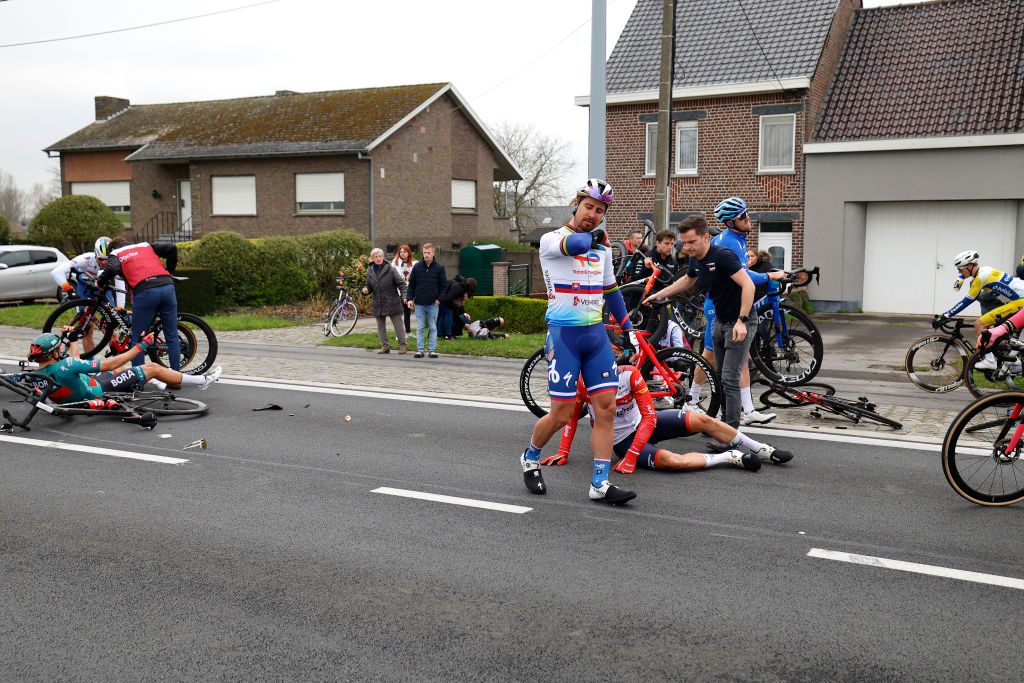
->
<box><xmin>815</xmin><ymin>394</ymin><xmax>903</xmax><ymax>429</ymax></box>
<box><xmin>519</xmin><ymin>347</ymin><xmax>550</xmax><ymax>418</ymax></box>
<box><xmin>751</xmin><ymin>328</ymin><xmax>823</xmax><ymax>386</ymax></box>
<box><xmin>110</xmin><ymin>391</ymin><xmax>208</xmax><ymax>416</ymax></box>
<box><xmin>677</xmin><ymin>291</ymin><xmax>706</xmax><ymax>338</ymax></box>
<box><xmin>942</xmin><ymin>391</ymin><xmax>1024</xmax><ymax>506</ymax></box>
<box><xmin>778</xmin><ymin>303</ymin><xmax>821</xmax><ymax>341</ymax></box>
<box><xmin>962</xmin><ymin>348</ymin><xmax>1024</xmax><ymax>399</ymax></box>
<box><xmin>758</xmin><ymin>382</ymin><xmax>836</xmax><ymax>409</ymax></box>
<box><xmin>148</xmin><ymin>313</ymin><xmax>219</xmax><ymax>375</ymax></box>
<box><xmin>904</xmin><ymin>334</ymin><xmax>971</xmax><ymax>393</ymax></box>
<box><xmin>329</xmin><ymin>300</ymin><xmax>359</xmax><ymax>337</ymax></box>
<box><xmin>42</xmin><ymin>298</ymin><xmax>115</xmax><ymax>359</ymax></box>
<box><xmin>642</xmin><ymin>346</ymin><xmax>721</xmax><ymax>418</ymax></box>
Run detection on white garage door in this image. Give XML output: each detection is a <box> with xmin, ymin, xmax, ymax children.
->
<box><xmin>863</xmin><ymin>200</ymin><xmax>1018</xmax><ymax>314</ymax></box>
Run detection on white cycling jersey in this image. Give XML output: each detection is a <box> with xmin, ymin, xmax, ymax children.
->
<box><xmin>583</xmin><ymin>366</ymin><xmax>646</xmax><ymax>445</ymax></box>
<box><xmin>51</xmin><ymin>253</ymin><xmax>126</xmax><ymax>307</ymax></box>
<box><xmin>539</xmin><ymin>225</ymin><xmax>616</xmax><ymax>327</ymax></box>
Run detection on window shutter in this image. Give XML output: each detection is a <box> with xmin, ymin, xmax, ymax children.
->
<box><xmin>70</xmin><ymin>181</ymin><xmax>130</xmax><ymax>209</ymax></box>
<box><xmin>451</xmin><ymin>180</ymin><xmax>476</xmax><ymax>210</ymax></box>
<box><xmin>212</xmin><ymin>176</ymin><xmax>257</xmax><ymax>215</ymax></box>
<box><xmin>296</xmin><ymin>173</ymin><xmax>344</xmax><ymax>202</ymax></box>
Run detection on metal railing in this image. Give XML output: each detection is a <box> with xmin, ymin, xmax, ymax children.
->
<box><xmin>133</xmin><ymin>211</ymin><xmax>194</xmax><ymax>244</ymax></box>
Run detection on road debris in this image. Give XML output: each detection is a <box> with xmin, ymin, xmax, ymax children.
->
<box><xmin>183</xmin><ymin>439</ymin><xmax>207</xmax><ymax>451</ymax></box>
<box><xmin>253</xmin><ymin>404</ymin><xmax>283</xmax><ymax>411</ymax></box>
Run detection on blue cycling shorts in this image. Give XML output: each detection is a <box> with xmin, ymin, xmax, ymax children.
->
<box><xmin>612</xmin><ymin>409</ymin><xmax>698</xmax><ymax>469</ymax></box>
<box><xmin>544</xmin><ymin>323</ymin><xmax>618</xmax><ymax>403</ymax></box>
<box><xmin>703</xmin><ymin>297</ymin><xmax>717</xmax><ymax>349</ymax></box>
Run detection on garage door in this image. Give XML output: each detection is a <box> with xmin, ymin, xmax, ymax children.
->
<box><xmin>863</xmin><ymin>200</ymin><xmax>1018</xmax><ymax>314</ymax></box>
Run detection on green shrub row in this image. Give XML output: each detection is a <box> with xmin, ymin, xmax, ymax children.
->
<box><xmin>173</xmin><ymin>267</ymin><xmax>218</xmax><ymax>316</ymax></box>
<box><xmin>464</xmin><ymin>296</ymin><xmax>547</xmax><ymax>334</ymax></box>
<box><xmin>178</xmin><ymin>229</ymin><xmax>372</xmax><ymax>307</ymax></box>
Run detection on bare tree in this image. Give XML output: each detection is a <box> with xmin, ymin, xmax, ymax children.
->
<box><xmin>0</xmin><ymin>169</ymin><xmax>24</xmax><ymax>227</ymax></box>
<box><xmin>492</xmin><ymin>123</ymin><xmax>574</xmax><ymax>240</ymax></box>
<box><xmin>25</xmin><ymin>167</ymin><xmax>61</xmax><ymax>222</ymax></box>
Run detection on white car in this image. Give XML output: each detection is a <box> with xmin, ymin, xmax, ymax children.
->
<box><xmin>0</xmin><ymin>245</ymin><xmax>70</xmax><ymax>303</ymax></box>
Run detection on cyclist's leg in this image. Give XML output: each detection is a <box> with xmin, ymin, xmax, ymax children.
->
<box><xmin>97</xmin><ymin>367</ymin><xmax>147</xmax><ymax>394</ymax></box>
<box><xmin>690</xmin><ymin>301</ymin><xmax>716</xmax><ymax>401</ymax></box>
<box><xmin>156</xmin><ymin>284</ymin><xmax>181</xmax><ymax>371</ymax></box>
<box><xmin>526</xmin><ymin>328</ymin><xmax>584</xmax><ymax>454</ymax></box>
<box><xmin>130</xmin><ymin>287</ymin><xmax>158</xmax><ymax>366</ymax></box>
<box><xmin>73</xmin><ymin>281</ymin><xmax>99</xmax><ymax>353</ymax></box>
<box><xmin>978</xmin><ymin>300</ymin><xmax>1024</xmax><ymax>331</ymax></box>
<box><xmin>579</xmin><ymin>324</ymin><xmax>622</xmax><ymax>487</ymax></box>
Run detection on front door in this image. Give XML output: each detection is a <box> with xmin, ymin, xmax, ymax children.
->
<box><xmin>178</xmin><ymin>180</ymin><xmax>192</xmax><ymax>237</ymax></box>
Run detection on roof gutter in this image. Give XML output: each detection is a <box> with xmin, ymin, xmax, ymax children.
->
<box><xmin>804</xmin><ymin>133</ymin><xmax>1024</xmax><ymax>154</ymax></box>
<box><xmin>358</xmin><ymin>151</ymin><xmax>374</xmax><ymax>244</ymax></box>
<box><xmin>574</xmin><ymin>77</ymin><xmax>812</xmax><ymax>106</ymax></box>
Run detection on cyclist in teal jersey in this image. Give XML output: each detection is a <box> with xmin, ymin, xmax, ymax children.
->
<box><xmin>520</xmin><ymin>178</ymin><xmax>638</xmax><ymax>505</ymax></box>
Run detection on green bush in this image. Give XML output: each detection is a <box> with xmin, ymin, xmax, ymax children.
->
<box><xmin>183</xmin><ymin>231</ymin><xmax>261</xmax><ymax>307</ymax></box>
<box><xmin>174</xmin><ymin>267</ymin><xmax>217</xmax><ymax>315</ymax></box>
<box><xmin>0</xmin><ymin>214</ymin><xmax>10</xmax><ymax>245</ymax></box>
<box><xmin>29</xmin><ymin>195</ymin><xmax>122</xmax><ymax>255</ymax></box>
<box><xmin>465</xmin><ymin>296</ymin><xmax>547</xmax><ymax>333</ymax></box>
<box><xmin>299</xmin><ymin>230</ymin><xmax>373</xmax><ymax>293</ymax></box>
<box><xmin>252</xmin><ymin>236</ymin><xmax>316</xmax><ymax>305</ymax></box>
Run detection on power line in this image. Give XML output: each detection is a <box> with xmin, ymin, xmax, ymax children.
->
<box><xmin>0</xmin><ymin>0</ymin><xmax>280</xmax><ymax>49</ymax></box>
<box><xmin>733</xmin><ymin>0</ymin><xmax>787</xmax><ymax>91</ymax></box>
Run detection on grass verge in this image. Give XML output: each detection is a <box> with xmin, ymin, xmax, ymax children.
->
<box><xmin>323</xmin><ymin>331</ymin><xmax>545</xmax><ymax>359</ymax></box>
<box><xmin>0</xmin><ymin>304</ymin><xmax>51</xmax><ymax>328</ymax></box>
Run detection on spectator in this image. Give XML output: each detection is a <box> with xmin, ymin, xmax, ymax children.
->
<box><xmin>405</xmin><ymin>243</ymin><xmax>447</xmax><ymax>359</ymax></box>
<box><xmin>748</xmin><ymin>249</ymin><xmax>775</xmax><ymax>301</ymax></box>
<box><xmin>446</xmin><ymin>276</ymin><xmax>477</xmax><ymax>338</ymax></box>
<box><xmin>456</xmin><ymin>314</ymin><xmax>507</xmax><ymax>339</ymax></box>
<box><xmin>391</xmin><ymin>244</ymin><xmax>417</xmax><ymax>334</ymax></box>
<box><xmin>362</xmin><ymin>248</ymin><xmax>408</xmax><ymax>354</ymax></box>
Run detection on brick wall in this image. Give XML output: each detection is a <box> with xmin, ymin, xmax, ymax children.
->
<box><xmin>129</xmin><ymin>162</ymin><xmax>188</xmax><ymax>236</ymax></box>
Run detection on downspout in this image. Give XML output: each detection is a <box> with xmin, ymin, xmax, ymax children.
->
<box><xmin>359</xmin><ymin>152</ymin><xmax>375</xmax><ymax>244</ymax></box>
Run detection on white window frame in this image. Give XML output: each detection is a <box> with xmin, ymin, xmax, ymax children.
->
<box><xmin>644</xmin><ymin>122</ymin><xmax>657</xmax><ymax>176</ymax></box>
<box><xmin>295</xmin><ymin>172</ymin><xmax>345</xmax><ymax>214</ymax></box>
<box><xmin>451</xmin><ymin>179</ymin><xmax>477</xmax><ymax>213</ymax></box>
<box><xmin>211</xmin><ymin>175</ymin><xmax>257</xmax><ymax>216</ymax></box>
<box><xmin>674</xmin><ymin>120</ymin><xmax>698</xmax><ymax>176</ymax></box>
<box><xmin>758</xmin><ymin>113</ymin><xmax>796</xmax><ymax>173</ymax></box>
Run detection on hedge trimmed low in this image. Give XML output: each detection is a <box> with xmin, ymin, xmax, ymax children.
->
<box><xmin>464</xmin><ymin>296</ymin><xmax>547</xmax><ymax>334</ymax></box>
<box><xmin>174</xmin><ymin>267</ymin><xmax>217</xmax><ymax>316</ymax></box>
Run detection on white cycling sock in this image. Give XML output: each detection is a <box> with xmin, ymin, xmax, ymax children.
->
<box><xmin>147</xmin><ymin>378</ymin><xmax>167</xmax><ymax>390</ymax></box>
<box><xmin>702</xmin><ymin>451</ymin><xmax>733</xmax><ymax>468</ymax></box>
<box><xmin>730</xmin><ymin>431</ymin><xmax>763</xmax><ymax>452</ymax></box>
<box><xmin>740</xmin><ymin>387</ymin><xmax>755</xmax><ymax>413</ymax></box>
<box><xmin>178</xmin><ymin>374</ymin><xmax>205</xmax><ymax>386</ymax></box>
<box><xmin>689</xmin><ymin>382</ymin><xmax>704</xmax><ymax>403</ymax></box>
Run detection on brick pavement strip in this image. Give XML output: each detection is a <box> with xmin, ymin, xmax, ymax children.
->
<box><xmin>0</xmin><ymin>326</ymin><xmax>956</xmax><ymax>444</ymax></box>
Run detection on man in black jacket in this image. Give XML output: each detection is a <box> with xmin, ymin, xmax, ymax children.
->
<box><xmin>405</xmin><ymin>243</ymin><xmax>447</xmax><ymax>358</ymax></box>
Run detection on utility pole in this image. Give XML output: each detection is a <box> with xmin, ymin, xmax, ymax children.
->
<box><xmin>652</xmin><ymin>0</ymin><xmax>676</xmax><ymax>233</ymax></box>
<box><xmin>588</xmin><ymin>0</ymin><xmax>606</xmax><ymax>180</ymax></box>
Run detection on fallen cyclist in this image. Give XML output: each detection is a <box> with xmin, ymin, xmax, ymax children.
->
<box><xmin>542</xmin><ymin>364</ymin><xmax>794</xmax><ymax>474</ymax></box>
<box><xmin>27</xmin><ymin>329</ymin><xmax>223</xmax><ymax>404</ymax></box>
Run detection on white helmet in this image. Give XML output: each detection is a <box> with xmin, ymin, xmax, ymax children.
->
<box><xmin>953</xmin><ymin>250</ymin><xmax>979</xmax><ymax>268</ymax></box>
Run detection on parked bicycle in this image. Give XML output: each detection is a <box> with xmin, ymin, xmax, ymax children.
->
<box><xmin>42</xmin><ymin>276</ymin><xmax>217</xmax><ymax>375</ymax></box>
<box><xmin>324</xmin><ymin>272</ymin><xmax>359</xmax><ymax>337</ymax></box>
<box><xmin>942</xmin><ymin>388</ymin><xmax>1024</xmax><ymax>506</ymax></box>
<box><xmin>904</xmin><ymin>317</ymin><xmax>973</xmax><ymax>393</ymax></box>
<box><xmin>750</xmin><ymin>267</ymin><xmax>824</xmax><ymax>385</ymax></box>
<box><xmin>758</xmin><ymin>379</ymin><xmax>902</xmax><ymax>429</ymax></box>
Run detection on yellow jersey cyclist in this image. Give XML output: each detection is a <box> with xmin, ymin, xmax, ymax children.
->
<box><xmin>937</xmin><ymin>250</ymin><xmax>1024</xmax><ymax>330</ymax></box>
<box><xmin>27</xmin><ymin>330</ymin><xmax>222</xmax><ymax>404</ymax></box>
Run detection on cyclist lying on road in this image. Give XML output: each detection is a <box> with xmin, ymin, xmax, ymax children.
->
<box><xmin>456</xmin><ymin>314</ymin><xmax>508</xmax><ymax>339</ymax></box>
<box><xmin>541</xmin><ymin>364</ymin><xmax>794</xmax><ymax>474</ymax></box>
<box><xmin>27</xmin><ymin>330</ymin><xmax>223</xmax><ymax>404</ymax></box>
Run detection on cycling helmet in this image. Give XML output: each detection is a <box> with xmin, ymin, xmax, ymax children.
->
<box><xmin>714</xmin><ymin>196</ymin><xmax>748</xmax><ymax>224</ymax></box>
<box><xmin>575</xmin><ymin>178</ymin><xmax>614</xmax><ymax>205</ymax></box>
<box><xmin>94</xmin><ymin>236</ymin><xmax>112</xmax><ymax>260</ymax></box>
<box><xmin>953</xmin><ymin>250</ymin><xmax>979</xmax><ymax>268</ymax></box>
<box><xmin>29</xmin><ymin>333</ymin><xmax>61</xmax><ymax>358</ymax></box>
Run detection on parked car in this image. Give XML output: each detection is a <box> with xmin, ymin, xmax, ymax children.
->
<box><xmin>0</xmin><ymin>245</ymin><xmax>69</xmax><ymax>303</ymax></box>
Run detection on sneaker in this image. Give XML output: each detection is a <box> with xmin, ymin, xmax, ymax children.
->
<box><xmin>199</xmin><ymin>366</ymin><xmax>222</xmax><ymax>390</ymax></box>
<box><xmin>428</xmin><ymin>352</ymin><xmax>438</xmax><ymax>359</ymax></box>
<box><xmin>755</xmin><ymin>443</ymin><xmax>794</xmax><ymax>464</ymax></box>
<box><xmin>975</xmin><ymin>354</ymin><xmax>998</xmax><ymax>371</ymax></box>
<box><xmin>414</xmin><ymin>351</ymin><xmax>424</xmax><ymax>358</ymax></box>
<box><xmin>741</xmin><ymin>409</ymin><xmax>777</xmax><ymax>426</ymax></box>
<box><xmin>521</xmin><ymin>452</ymin><xmax>546</xmax><ymax>494</ymax></box>
<box><xmin>726</xmin><ymin>448</ymin><xmax>761</xmax><ymax>472</ymax></box>
<box><xmin>589</xmin><ymin>481</ymin><xmax>637</xmax><ymax>505</ymax></box>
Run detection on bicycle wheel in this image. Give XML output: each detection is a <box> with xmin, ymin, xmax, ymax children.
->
<box><xmin>942</xmin><ymin>391</ymin><xmax>1024</xmax><ymax>506</ymax></box>
<box><xmin>758</xmin><ymin>382</ymin><xmax>836</xmax><ymax>409</ymax></box>
<box><xmin>643</xmin><ymin>347</ymin><xmax>721</xmax><ymax>418</ymax></box>
<box><xmin>904</xmin><ymin>334</ymin><xmax>970</xmax><ymax>393</ymax></box>
<box><xmin>963</xmin><ymin>349</ymin><xmax>1024</xmax><ymax>399</ymax></box>
<box><xmin>751</xmin><ymin>328</ymin><xmax>823</xmax><ymax>386</ymax></box>
<box><xmin>677</xmin><ymin>292</ymin><xmax>706</xmax><ymax>339</ymax></box>
<box><xmin>329</xmin><ymin>300</ymin><xmax>359</xmax><ymax>337</ymax></box>
<box><xmin>610</xmin><ymin>241</ymin><xmax>628</xmax><ymax>279</ymax></box>
<box><xmin>816</xmin><ymin>394</ymin><xmax>903</xmax><ymax>429</ymax></box>
<box><xmin>149</xmin><ymin>314</ymin><xmax>219</xmax><ymax>375</ymax></box>
<box><xmin>42</xmin><ymin>298</ymin><xmax>115</xmax><ymax>359</ymax></box>
<box><xmin>779</xmin><ymin>303</ymin><xmax>821</xmax><ymax>341</ymax></box>
<box><xmin>519</xmin><ymin>348</ymin><xmax>550</xmax><ymax>418</ymax></box>
<box><xmin>111</xmin><ymin>391</ymin><xmax>208</xmax><ymax>416</ymax></box>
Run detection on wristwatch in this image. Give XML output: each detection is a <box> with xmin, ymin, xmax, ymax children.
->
<box><xmin>738</xmin><ymin>314</ymin><xmax>750</xmax><ymax>323</ymax></box>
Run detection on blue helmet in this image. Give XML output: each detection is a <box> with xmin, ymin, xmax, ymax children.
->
<box><xmin>714</xmin><ymin>196</ymin><xmax>748</xmax><ymax>225</ymax></box>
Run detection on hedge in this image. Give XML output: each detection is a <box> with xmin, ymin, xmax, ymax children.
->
<box><xmin>464</xmin><ymin>296</ymin><xmax>547</xmax><ymax>334</ymax></box>
<box><xmin>174</xmin><ymin>267</ymin><xmax>217</xmax><ymax>316</ymax></box>
<box><xmin>29</xmin><ymin>195</ymin><xmax>122</xmax><ymax>255</ymax></box>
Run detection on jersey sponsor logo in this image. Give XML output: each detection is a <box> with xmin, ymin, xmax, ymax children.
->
<box><xmin>573</xmin><ymin>254</ymin><xmax>601</xmax><ymax>267</ymax></box>
<box><xmin>572</xmin><ymin>296</ymin><xmax>602</xmax><ymax>307</ymax></box>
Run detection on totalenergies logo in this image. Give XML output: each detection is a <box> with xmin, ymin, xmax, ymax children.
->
<box><xmin>573</xmin><ymin>254</ymin><xmax>600</xmax><ymax>267</ymax></box>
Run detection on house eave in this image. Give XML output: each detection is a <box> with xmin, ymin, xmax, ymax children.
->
<box><xmin>574</xmin><ymin>77</ymin><xmax>812</xmax><ymax>106</ymax></box>
<box><xmin>804</xmin><ymin>133</ymin><xmax>1024</xmax><ymax>154</ymax></box>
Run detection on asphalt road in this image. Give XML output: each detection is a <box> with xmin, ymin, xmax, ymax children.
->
<box><xmin>2</xmin><ymin>379</ymin><xmax>1022</xmax><ymax>681</ymax></box>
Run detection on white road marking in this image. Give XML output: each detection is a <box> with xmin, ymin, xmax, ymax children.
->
<box><xmin>0</xmin><ymin>434</ymin><xmax>189</xmax><ymax>465</ymax></box>
<box><xmin>807</xmin><ymin>548</ymin><xmax>1024</xmax><ymax>590</ymax></box>
<box><xmin>743</xmin><ymin>425</ymin><xmax>939</xmax><ymax>452</ymax></box>
<box><xmin>372</xmin><ymin>487</ymin><xmax>532</xmax><ymax>514</ymax></box>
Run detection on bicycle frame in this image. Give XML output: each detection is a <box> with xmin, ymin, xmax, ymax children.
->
<box><xmin>0</xmin><ymin>369</ymin><xmax>155</xmax><ymax>431</ymax></box>
<box><xmin>754</xmin><ymin>266</ymin><xmax>820</xmax><ymax>348</ymax></box>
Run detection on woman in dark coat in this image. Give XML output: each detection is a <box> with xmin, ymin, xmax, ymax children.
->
<box><xmin>362</xmin><ymin>248</ymin><xmax>408</xmax><ymax>354</ymax></box>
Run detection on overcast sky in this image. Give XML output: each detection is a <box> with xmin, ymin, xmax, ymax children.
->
<box><xmin>2</xmin><ymin>0</ymin><xmax>919</xmax><ymax>197</ymax></box>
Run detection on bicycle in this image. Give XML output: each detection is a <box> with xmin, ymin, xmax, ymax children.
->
<box><xmin>611</xmin><ymin>219</ymin><xmax>655</xmax><ymax>282</ymax></box>
<box><xmin>749</xmin><ymin>267</ymin><xmax>824</xmax><ymax>386</ymax></box>
<box><xmin>962</xmin><ymin>336</ymin><xmax>1024</xmax><ymax>398</ymax></box>
<box><xmin>942</xmin><ymin>389</ymin><xmax>1024</xmax><ymax>506</ymax></box>
<box><xmin>324</xmin><ymin>272</ymin><xmax>359</xmax><ymax>337</ymax></box>
<box><xmin>904</xmin><ymin>317</ymin><xmax>973</xmax><ymax>393</ymax></box>
<box><xmin>757</xmin><ymin>379</ymin><xmax>903</xmax><ymax>429</ymax></box>
<box><xmin>42</xmin><ymin>276</ymin><xmax>217</xmax><ymax>375</ymax></box>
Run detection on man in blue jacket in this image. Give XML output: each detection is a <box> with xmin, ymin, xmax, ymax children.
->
<box><xmin>405</xmin><ymin>243</ymin><xmax>447</xmax><ymax>358</ymax></box>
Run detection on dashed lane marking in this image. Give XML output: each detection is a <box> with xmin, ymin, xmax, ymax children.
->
<box><xmin>0</xmin><ymin>433</ymin><xmax>189</xmax><ymax>465</ymax></box>
<box><xmin>372</xmin><ymin>487</ymin><xmax>532</xmax><ymax>514</ymax></box>
<box><xmin>808</xmin><ymin>548</ymin><xmax>1024</xmax><ymax>591</ymax></box>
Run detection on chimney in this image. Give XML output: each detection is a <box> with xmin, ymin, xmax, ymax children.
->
<box><xmin>95</xmin><ymin>96</ymin><xmax>130</xmax><ymax>120</ymax></box>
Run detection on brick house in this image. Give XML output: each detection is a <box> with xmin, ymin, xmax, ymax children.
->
<box><xmin>44</xmin><ymin>83</ymin><xmax>521</xmax><ymax>251</ymax></box>
<box><xmin>580</xmin><ymin>0</ymin><xmax>860</xmax><ymax>270</ymax></box>
<box><xmin>805</xmin><ymin>0</ymin><xmax>1024</xmax><ymax>314</ymax></box>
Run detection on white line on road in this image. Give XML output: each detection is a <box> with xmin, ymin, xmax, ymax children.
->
<box><xmin>807</xmin><ymin>548</ymin><xmax>1024</xmax><ymax>590</ymax></box>
<box><xmin>743</xmin><ymin>426</ymin><xmax>940</xmax><ymax>452</ymax></box>
<box><xmin>0</xmin><ymin>433</ymin><xmax>189</xmax><ymax>465</ymax></box>
<box><xmin>372</xmin><ymin>487</ymin><xmax>532</xmax><ymax>514</ymax></box>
